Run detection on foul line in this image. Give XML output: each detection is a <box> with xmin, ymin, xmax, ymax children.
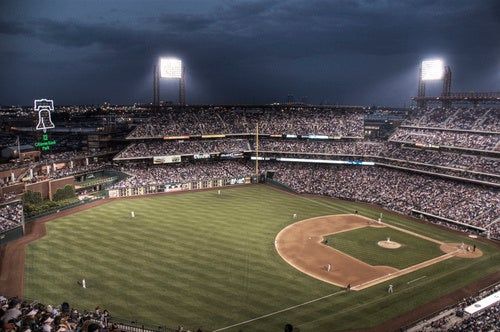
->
<box><xmin>212</xmin><ymin>289</ymin><xmax>346</xmax><ymax>331</ymax></box>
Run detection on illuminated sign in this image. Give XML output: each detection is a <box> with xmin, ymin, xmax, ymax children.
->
<box><xmin>35</xmin><ymin>99</ymin><xmax>55</xmax><ymax>132</ymax></box>
<box><xmin>306</xmin><ymin>135</ymin><xmax>329</xmax><ymax>139</ymax></box>
<box><xmin>35</xmin><ymin>133</ymin><xmax>56</xmax><ymax>151</ymax></box>
<box><xmin>194</xmin><ymin>153</ymin><xmax>211</xmax><ymax>160</ymax></box>
<box><xmin>153</xmin><ymin>155</ymin><xmax>181</xmax><ymax>164</ymax></box>
<box><xmin>201</xmin><ymin>134</ymin><xmax>226</xmax><ymax>139</ymax></box>
<box><xmin>34</xmin><ymin>99</ymin><xmax>56</xmax><ymax>151</ymax></box>
<box><xmin>250</xmin><ymin>156</ymin><xmax>374</xmax><ymax>165</ymax></box>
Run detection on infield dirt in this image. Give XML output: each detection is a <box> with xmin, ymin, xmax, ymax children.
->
<box><xmin>275</xmin><ymin>214</ymin><xmax>483</xmax><ymax>290</ymax></box>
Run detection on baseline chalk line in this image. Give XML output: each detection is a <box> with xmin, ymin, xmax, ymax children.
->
<box><xmin>213</xmin><ymin>289</ymin><xmax>346</xmax><ymax>331</ymax></box>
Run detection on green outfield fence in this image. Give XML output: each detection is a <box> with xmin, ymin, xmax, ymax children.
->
<box><xmin>265</xmin><ymin>178</ymin><xmax>295</xmax><ymax>192</ymax></box>
<box><xmin>0</xmin><ymin>225</ymin><xmax>24</xmax><ymax>245</ymax></box>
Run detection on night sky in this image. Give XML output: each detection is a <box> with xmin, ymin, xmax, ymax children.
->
<box><xmin>0</xmin><ymin>0</ymin><xmax>499</xmax><ymax>106</ymax></box>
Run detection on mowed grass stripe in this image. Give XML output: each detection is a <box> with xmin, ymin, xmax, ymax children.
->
<box><xmin>24</xmin><ymin>185</ymin><xmax>499</xmax><ymax>331</ymax></box>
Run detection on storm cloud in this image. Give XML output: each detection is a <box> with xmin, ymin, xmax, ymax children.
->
<box><xmin>0</xmin><ymin>0</ymin><xmax>498</xmax><ymax>106</ymax></box>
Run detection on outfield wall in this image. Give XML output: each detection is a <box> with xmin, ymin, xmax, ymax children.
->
<box><xmin>107</xmin><ymin>176</ymin><xmax>253</xmax><ymax>198</ymax></box>
<box><xmin>0</xmin><ymin>225</ymin><xmax>23</xmax><ymax>245</ymax></box>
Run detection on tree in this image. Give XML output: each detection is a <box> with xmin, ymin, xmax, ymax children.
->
<box><xmin>52</xmin><ymin>185</ymin><xmax>76</xmax><ymax>201</ymax></box>
<box><xmin>22</xmin><ymin>190</ymin><xmax>43</xmax><ymax>205</ymax></box>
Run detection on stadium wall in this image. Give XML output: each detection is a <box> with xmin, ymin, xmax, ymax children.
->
<box><xmin>0</xmin><ymin>225</ymin><xmax>23</xmax><ymax>245</ymax></box>
<box><xmin>0</xmin><ymin>182</ymin><xmax>25</xmax><ymax>197</ymax></box>
<box><xmin>25</xmin><ymin>176</ymin><xmax>75</xmax><ymax>200</ymax></box>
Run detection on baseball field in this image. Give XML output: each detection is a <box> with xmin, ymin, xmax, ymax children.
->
<box><xmin>10</xmin><ymin>185</ymin><xmax>500</xmax><ymax>331</ymax></box>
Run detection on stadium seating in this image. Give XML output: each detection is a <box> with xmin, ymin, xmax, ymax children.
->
<box><xmin>408</xmin><ymin>284</ymin><xmax>500</xmax><ymax>331</ymax></box>
<box><xmin>256</xmin><ymin>139</ymin><xmax>499</xmax><ymax>175</ymax></box>
<box><xmin>402</xmin><ymin>107</ymin><xmax>499</xmax><ymax>132</ymax></box>
<box><xmin>390</xmin><ymin>106</ymin><xmax>499</xmax><ymax>151</ymax></box>
<box><xmin>111</xmin><ymin>161</ymin><xmax>254</xmax><ymax>189</ymax></box>
<box><xmin>389</xmin><ymin>128</ymin><xmax>499</xmax><ymax>151</ymax></box>
<box><xmin>126</xmin><ymin>107</ymin><xmax>364</xmax><ymax>138</ymax></box>
<box><xmin>259</xmin><ymin>162</ymin><xmax>500</xmax><ymax>238</ymax></box>
<box><xmin>0</xmin><ymin>202</ymin><xmax>23</xmax><ymax>233</ymax></box>
<box><xmin>0</xmin><ymin>296</ymin><xmax>111</xmax><ymax>332</ymax></box>
<box><xmin>114</xmin><ymin>139</ymin><xmax>251</xmax><ymax>159</ymax></box>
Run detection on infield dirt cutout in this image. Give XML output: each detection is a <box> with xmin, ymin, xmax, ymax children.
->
<box><xmin>275</xmin><ymin>214</ymin><xmax>483</xmax><ymax>291</ymax></box>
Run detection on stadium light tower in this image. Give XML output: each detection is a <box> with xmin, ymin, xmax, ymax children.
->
<box><xmin>417</xmin><ymin>58</ymin><xmax>452</xmax><ymax>108</ymax></box>
<box><xmin>153</xmin><ymin>57</ymin><xmax>186</xmax><ymax>109</ymax></box>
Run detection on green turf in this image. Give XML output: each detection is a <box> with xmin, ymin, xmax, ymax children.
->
<box><xmin>325</xmin><ymin>227</ymin><xmax>443</xmax><ymax>269</ymax></box>
<box><xmin>24</xmin><ymin>185</ymin><xmax>500</xmax><ymax>332</ymax></box>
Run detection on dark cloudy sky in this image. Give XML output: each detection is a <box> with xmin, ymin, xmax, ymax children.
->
<box><xmin>0</xmin><ymin>0</ymin><xmax>499</xmax><ymax>106</ymax></box>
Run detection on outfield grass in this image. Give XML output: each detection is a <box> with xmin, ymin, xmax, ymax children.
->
<box><xmin>325</xmin><ymin>227</ymin><xmax>444</xmax><ymax>269</ymax></box>
<box><xmin>24</xmin><ymin>185</ymin><xmax>500</xmax><ymax>332</ymax></box>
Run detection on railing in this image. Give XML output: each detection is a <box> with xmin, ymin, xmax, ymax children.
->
<box><xmin>107</xmin><ymin>316</ymin><xmax>178</xmax><ymax>332</ymax></box>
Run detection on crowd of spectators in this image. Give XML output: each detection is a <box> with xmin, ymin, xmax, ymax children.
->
<box><xmin>0</xmin><ymin>296</ymin><xmax>110</xmax><ymax>332</ymax></box>
<box><xmin>46</xmin><ymin>162</ymin><xmax>109</xmax><ymax>179</ymax></box>
<box><xmin>1</xmin><ymin>151</ymin><xmax>116</xmax><ymax>188</ymax></box>
<box><xmin>379</xmin><ymin>144</ymin><xmax>499</xmax><ymax>174</ymax></box>
<box><xmin>260</xmin><ymin>162</ymin><xmax>500</xmax><ymax>237</ymax></box>
<box><xmin>0</xmin><ymin>201</ymin><xmax>23</xmax><ymax>232</ymax></box>
<box><xmin>105</xmin><ymin>156</ymin><xmax>499</xmax><ymax>237</ymax></box>
<box><xmin>389</xmin><ymin>128</ymin><xmax>499</xmax><ymax>151</ymax></box>
<box><xmin>410</xmin><ymin>284</ymin><xmax>500</xmax><ymax>331</ymax></box>
<box><xmin>0</xmin><ymin>295</ymin><xmax>208</xmax><ymax>332</ymax></box>
<box><xmin>257</xmin><ymin>139</ymin><xmax>382</xmax><ymax>156</ymax></box>
<box><xmin>40</xmin><ymin>150</ymin><xmax>116</xmax><ymax>164</ymax></box>
<box><xmin>256</xmin><ymin>139</ymin><xmax>499</xmax><ymax>176</ymax></box>
<box><xmin>0</xmin><ymin>192</ymin><xmax>18</xmax><ymax>203</ymax></box>
<box><xmin>111</xmin><ymin>161</ymin><xmax>254</xmax><ymax>189</ymax></box>
<box><xmin>127</xmin><ymin>107</ymin><xmax>364</xmax><ymax>138</ymax></box>
<box><xmin>403</xmin><ymin>107</ymin><xmax>500</xmax><ymax>132</ymax></box>
<box><xmin>115</xmin><ymin>140</ymin><xmax>250</xmax><ymax>159</ymax></box>
<box><xmin>0</xmin><ymin>150</ymin><xmax>116</xmax><ymax>172</ymax></box>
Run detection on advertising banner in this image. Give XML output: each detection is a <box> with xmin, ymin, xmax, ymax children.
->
<box><xmin>194</xmin><ymin>153</ymin><xmax>211</xmax><ymax>160</ymax></box>
<box><xmin>153</xmin><ymin>155</ymin><xmax>181</xmax><ymax>164</ymax></box>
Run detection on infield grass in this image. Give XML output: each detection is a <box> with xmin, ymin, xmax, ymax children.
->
<box><xmin>23</xmin><ymin>185</ymin><xmax>500</xmax><ymax>332</ymax></box>
<box><xmin>325</xmin><ymin>227</ymin><xmax>443</xmax><ymax>269</ymax></box>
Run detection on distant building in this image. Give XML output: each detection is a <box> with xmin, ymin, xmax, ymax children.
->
<box><xmin>1</xmin><ymin>145</ymin><xmax>39</xmax><ymax>161</ymax></box>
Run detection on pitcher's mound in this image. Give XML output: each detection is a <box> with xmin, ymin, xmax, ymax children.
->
<box><xmin>377</xmin><ymin>240</ymin><xmax>401</xmax><ymax>249</ymax></box>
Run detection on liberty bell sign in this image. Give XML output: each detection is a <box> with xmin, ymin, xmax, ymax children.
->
<box><xmin>35</xmin><ymin>99</ymin><xmax>55</xmax><ymax>132</ymax></box>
